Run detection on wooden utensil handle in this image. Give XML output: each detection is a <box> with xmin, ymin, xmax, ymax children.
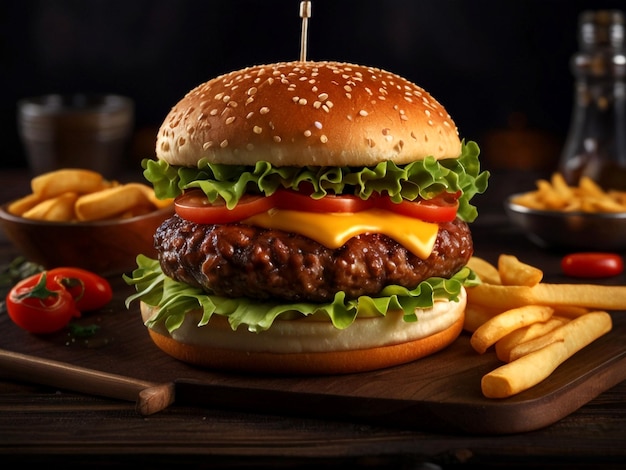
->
<box><xmin>0</xmin><ymin>348</ymin><xmax>163</xmax><ymax>404</ymax></box>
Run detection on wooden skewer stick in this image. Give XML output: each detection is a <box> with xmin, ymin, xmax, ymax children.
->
<box><xmin>300</xmin><ymin>1</ymin><xmax>312</xmax><ymax>61</ymax></box>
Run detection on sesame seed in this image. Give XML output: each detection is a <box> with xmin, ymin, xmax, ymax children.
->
<box><xmin>246</xmin><ymin>112</ymin><xmax>254</xmax><ymax>119</ymax></box>
<box><xmin>222</xmin><ymin>95</ymin><xmax>231</xmax><ymax>103</ymax></box>
<box><xmin>366</xmin><ymin>138</ymin><xmax>375</xmax><ymax>148</ymax></box>
<box><xmin>385</xmin><ymin>135</ymin><xmax>393</xmax><ymax>142</ymax></box>
<box><xmin>304</xmin><ymin>130</ymin><xmax>312</xmax><ymax>137</ymax></box>
<box><xmin>428</xmin><ymin>120</ymin><xmax>434</xmax><ymax>126</ymax></box>
<box><xmin>177</xmin><ymin>136</ymin><xmax>186</xmax><ymax>147</ymax></box>
<box><xmin>320</xmin><ymin>135</ymin><xmax>328</xmax><ymax>143</ymax></box>
<box><xmin>253</xmin><ymin>126</ymin><xmax>263</xmax><ymax>134</ymax></box>
<box><xmin>326</xmin><ymin>101</ymin><xmax>334</xmax><ymax>108</ymax></box>
<box><xmin>322</xmin><ymin>104</ymin><xmax>330</xmax><ymax>113</ymax></box>
<box><xmin>359</xmin><ymin>110</ymin><xmax>368</xmax><ymax>117</ymax></box>
<box><xmin>210</xmin><ymin>109</ymin><xmax>219</xmax><ymax>116</ymax></box>
<box><xmin>344</xmin><ymin>85</ymin><xmax>352</xmax><ymax>92</ymax></box>
<box><xmin>220</xmin><ymin>140</ymin><xmax>228</xmax><ymax>148</ymax></box>
<box><xmin>345</xmin><ymin>93</ymin><xmax>352</xmax><ymax>99</ymax></box>
<box><xmin>318</xmin><ymin>93</ymin><xmax>328</xmax><ymax>101</ymax></box>
<box><xmin>314</xmin><ymin>121</ymin><xmax>322</xmax><ymax>129</ymax></box>
<box><xmin>401</xmin><ymin>115</ymin><xmax>408</xmax><ymax>121</ymax></box>
<box><xmin>382</xmin><ymin>128</ymin><xmax>391</xmax><ymax>135</ymax></box>
<box><xmin>313</xmin><ymin>101</ymin><xmax>322</xmax><ymax>109</ymax></box>
<box><xmin>225</xmin><ymin>116</ymin><xmax>236</xmax><ymax>125</ymax></box>
<box><xmin>245</xmin><ymin>97</ymin><xmax>254</xmax><ymax>105</ymax></box>
<box><xmin>260</xmin><ymin>106</ymin><xmax>270</xmax><ymax>114</ymax></box>
<box><xmin>292</xmin><ymin>96</ymin><xmax>300</xmax><ymax>103</ymax></box>
<box><xmin>273</xmin><ymin>135</ymin><xmax>282</xmax><ymax>142</ymax></box>
<box><xmin>298</xmin><ymin>98</ymin><xmax>307</xmax><ymax>105</ymax></box>
<box><xmin>247</xmin><ymin>87</ymin><xmax>258</xmax><ymax>96</ymax></box>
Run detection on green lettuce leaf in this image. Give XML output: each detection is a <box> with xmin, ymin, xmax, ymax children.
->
<box><xmin>124</xmin><ymin>255</ymin><xmax>481</xmax><ymax>334</ymax></box>
<box><xmin>142</xmin><ymin>140</ymin><xmax>489</xmax><ymax>222</ymax></box>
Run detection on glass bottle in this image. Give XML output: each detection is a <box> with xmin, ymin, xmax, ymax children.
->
<box><xmin>558</xmin><ymin>10</ymin><xmax>626</xmax><ymax>190</ymax></box>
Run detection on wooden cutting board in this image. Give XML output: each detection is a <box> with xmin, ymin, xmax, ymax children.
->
<box><xmin>1</xmin><ymin>277</ymin><xmax>625</xmax><ymax>435</ymax></box>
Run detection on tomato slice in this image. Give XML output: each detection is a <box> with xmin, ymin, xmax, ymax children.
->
<box><xmin>377</xmin><ymin>192</ymin><xmax>460</xmax><ymax>223</ymax></box>
<box><xmin>174</xmin><ymin>189</ymin><xmax>459</xmax><ymax>223</ymax></box>
<box><xmin>561</xmin><ymin>252</ymin><xmax>624</xmax><ymax>278</ymax></box>
<box><xmin>174</xmin><ymin>189</ymin><xmax>276</xmax><ymax>224</ymax></box>
<box><xmin>273</xmin><ymin>189</ymin><xmax>375</xmax><ymax>213</ymax></box>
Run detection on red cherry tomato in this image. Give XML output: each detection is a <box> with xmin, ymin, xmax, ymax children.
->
<box><xmin>272</xmin><ymin>189</ymin><xmax>376</xmax><ymax>213</ymax></box>
<box><xmin>174</xmin><ymin>190</ymin><xmax>277</xmax><ymax>224</ymax></box>
<box><xmin>46</xmin><ymin>267</ymin><xmax>113</xmax><ymax>311</ymax></box>
<box><xmin>6</xmin><ymin>272</ymin><xmax>81</xmax><ymax>334</ymax></box>
<box><xmin>561</xmin><ymin>252</ymin><xmax>624</xmax><ymax>278</ymax></box>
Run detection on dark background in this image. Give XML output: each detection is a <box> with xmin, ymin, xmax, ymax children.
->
<box><xmin>2</xmin><ymin>0</ymin><xmax>625</xmax><ymax>173</ymax></box>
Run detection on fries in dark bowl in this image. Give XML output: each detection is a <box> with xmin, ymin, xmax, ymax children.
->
<box><xmin>505</xmin><ymin>173</ymin><xmax>626</xmax><ymax>251</ymax></box>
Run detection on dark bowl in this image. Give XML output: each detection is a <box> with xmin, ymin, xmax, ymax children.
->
<box><xmin>505</xmin><ymin>194</ymin><xmax>626</xmax><ymax>251</ymax></box>
<box><xmin>0</xmin><ymin>203</ymin><xmax>173</xmax><ymax>276</ymax></box>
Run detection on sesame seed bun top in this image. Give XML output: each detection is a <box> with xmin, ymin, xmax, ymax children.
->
<box><xmin>156</xmin><ymin>61</ymin><xmax>462</xmax><ymax>168</ymax></box>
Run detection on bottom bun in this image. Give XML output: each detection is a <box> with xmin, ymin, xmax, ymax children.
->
<box><xmin>140</xmin><ymin>288</ymin><xmax>466</xmax><ymax>375</ymax></box>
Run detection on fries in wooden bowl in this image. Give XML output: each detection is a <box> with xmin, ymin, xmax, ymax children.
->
<box><xmin>0</xmin><ymin>169</ymin><xmax>174</xmax><ymax>275</ymax></box>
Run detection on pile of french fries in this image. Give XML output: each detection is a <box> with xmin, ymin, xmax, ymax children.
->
<box><xmin>465</xmin><ymin>254</ymin><xmax>621</xmax><ymax>399</ymax></box>
<box><xmin>7</xmin><ymin>169</ymin><xmax>172</xmax><ymax>222</ymax></box>
<box><xmin>510</xmin><ymin>172</ymin><xmax>626</xmax><ymax>213</ymax></box>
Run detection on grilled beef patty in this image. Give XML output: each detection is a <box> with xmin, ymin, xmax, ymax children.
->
<box><xmin>155</xmin><ymin>215</ymin><xmax>473</xmax><ymax>302</ymax></box>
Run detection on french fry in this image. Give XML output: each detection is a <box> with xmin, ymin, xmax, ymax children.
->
<box><xmin>508</xmin><ymin>311</ymin><xmax>613</xmax><ymax>362</ymax></box>
<box><xmin>550</xmin><ymin>172</ymin><xmax>574</xmax><ymax>200</ymax></box>
<box><xmin>481</xmin><ymin>311</ymin><xmax>612</xmax><ymax>398</ymax></box>
<box><xmin>498</xmin><ymin>254</ymin><xmax>543</xmax><ymax>287</ymax></box>
<box><xmin>482</xmin><ymin>341</ymin><xmax>569</xmax><ymax>398</ymax></box>
<box><xmin>495</xmin><ymin>316</ymin><xmax>569</xmax><ymax>362</ymax></box>
<box><xmin>7</xmin><ymin>192</ymin><xmax>42</xmax><ymax>216</ymax></box>
<box><xmin>22</xmin><ymin>192</ymin><xmax>78</xmax><ymax>221</ymax></box>
<box><xmin>31</xmin><ymin>169</ymin><xmax>107</xmax><ymax>198</ymax></box>
<box><xmin>75</xmin><ymin>183</ymin><xmax>153</xmax><ymax>221</ymax></box>
<box><xmin>466</xmin><ymin>282</ymin><xmax>626</xmax><ymax>311</ymax></box>
<box><xmin>466</xmin><ymin>256</ymin><xmax>501</xmax><ymax>285</ymax></box>
<box><xmin>470</xmin><ymin>305</ymin><xmax>554</xmax><ymax>354</ymax></box>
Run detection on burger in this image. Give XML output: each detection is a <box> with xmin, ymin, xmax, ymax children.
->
<box><xmin>125</xmin><ymin>60</ymin><xmax>489</xmax><ymax>375</ymax></box>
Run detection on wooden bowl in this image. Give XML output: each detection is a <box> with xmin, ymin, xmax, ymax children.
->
<box><xmin>0</xmin><ymin>204</ymin><xmax>173</xmax><ymax>276</ymax></box>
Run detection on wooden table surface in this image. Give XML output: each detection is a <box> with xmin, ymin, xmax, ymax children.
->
<box><xmin>0</xmin><ymin>168</ymin><xmax>625</xmax><ymax>469</ymax></box>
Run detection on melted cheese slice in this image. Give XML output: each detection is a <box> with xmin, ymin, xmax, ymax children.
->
<box><xmin>243</xmin><ymin>208</ymin><xmax>438</xmax><ymax>259</ymax></box>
